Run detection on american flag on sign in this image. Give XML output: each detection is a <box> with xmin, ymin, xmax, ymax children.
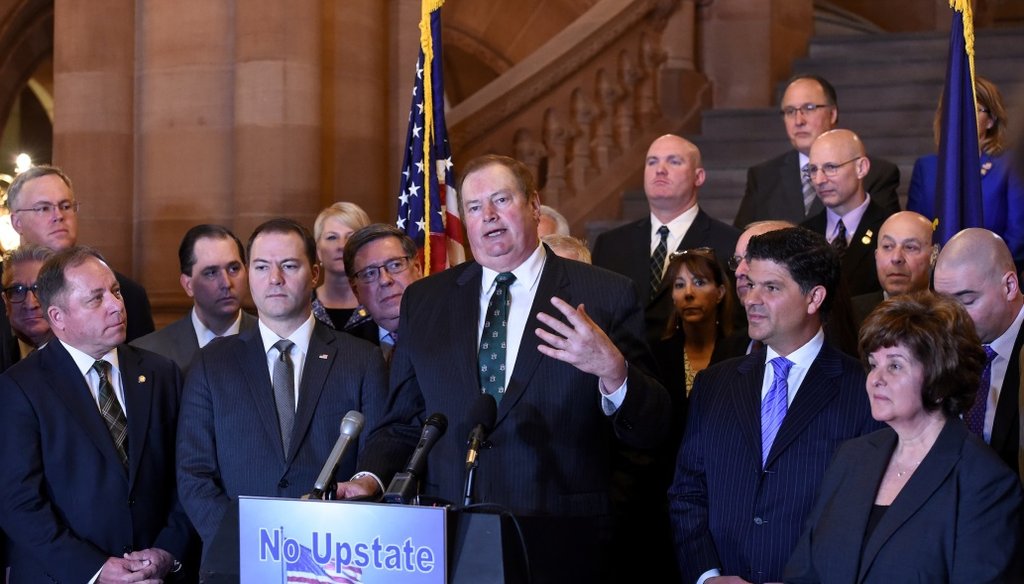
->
<box><xmin>285</xmin><ymin>544</ymin><xmax>363</xmax><ymax>584</ymax></box>
<box><xmin>396</xmin><ymin>0</ymin><xmax>465</xmax><ymax>275</ymax></box>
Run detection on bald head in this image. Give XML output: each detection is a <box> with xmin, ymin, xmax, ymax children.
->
<box><xmin>874</xmin><ymin>211</ymin><xmax>937</xmax><ymax>296</ymax></box>
<box><xmin>644</xmin><ymin>134</ymin><xmax>705</xmax><ymax>222</ymax></box>
<box><xmin>733</xmin><ymin>220</ymin><xmax>793</xmax><ymax>302</ymax></box>
<box><xmin>934</xmin><ymin>228</ymin><xmax>1021</xmax><ymax>343</ymax></box>
<box><xmin>807</xmin><ymin>129</ymin><xmax>870</xmax><ymax>216</ymax></box>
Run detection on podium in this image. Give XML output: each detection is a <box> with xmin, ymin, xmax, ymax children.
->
<box><xmin>199</xmin><ymin>497</ymin><xmax>529</xmax><ymax>584</ymax></box>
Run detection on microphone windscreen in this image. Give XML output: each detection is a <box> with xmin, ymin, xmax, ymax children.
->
<box><xmin>339</xmin><ymin>410</ymin><xmax>365</xmax><ymax>437</ymax></box>
<box><xmin>424</xmin><ymin>412</ymin><xmax>448</xmax><ymax>434</ymax></box>
<box><xmin>468</xmin><ymin>393</ymin><xmax>497</xmax><ymax>434</ymax></box>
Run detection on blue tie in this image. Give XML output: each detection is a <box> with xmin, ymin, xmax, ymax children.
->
<box><xmin>761</xmin><ymin>356</ymin><xmax>794</xmax><ymax>467</ymax></box>
<box><xmin>965</xmin><ymin>345</ymin><xmax>997</xmax><ymax>438</ymax></box>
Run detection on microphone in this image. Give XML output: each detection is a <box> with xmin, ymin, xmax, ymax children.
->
<box><xmin>382</xmin><ymin>413</ymin><xmax>448</xmax><ymax>504</ymax></box>
<box><xmin>307</xmin><ymin>410</ymin><xmax>365</xmax><ymax>500</ymax></box>
<box><xmin>464</xmin><ymin>393</ymin><xmax>497</xmax><ymax>471</ymax></box>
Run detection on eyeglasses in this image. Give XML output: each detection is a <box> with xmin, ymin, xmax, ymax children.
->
<box><xmin>13</xmin><ymin>200</ymin><xmax>80</xmax><ymax>215</ymax></box>
<box><xmin>2</xmin><ymin>283</ymin><xmax>39</xmax><ymax>303</ymax></box>
<box><xmin>780</xmin><ymin>103</ymin><xmax>831</xmax><ymax>118</ymax></box>
<box><xmin>353</xmin><ymin>256</ymin><xmax>413</xmax><ymax>284</ymax></box>
<box><xmin>670</xmin><ymin>247</ymin><xmax>716</xmax><ymax>261</ymax></box>
<box><xmin>727</xmin><ymin>255</ymin><xmax>743</xmax><ymax>271</ymax></box>
<box><xmin>802</xmin><ymin>157</ymin><xmax>861</xmax><ymax>181</ymax></box>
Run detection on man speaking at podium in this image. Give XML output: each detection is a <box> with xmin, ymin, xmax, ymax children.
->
<box><xmin>176</xmin><ymin>219</ymin><xmax>388</xmax><ymax>557</ymax></box>
<box><xmin>337</xmin><ymin>155</ymin><xmax>671</xmax><ymax>583</ymax></box>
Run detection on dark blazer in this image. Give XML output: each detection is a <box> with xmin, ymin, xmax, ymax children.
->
<box><xmin>991</xmin><ymin>321</ymin><xmax>1024</xmax><ymax>474</ymax></box>
<box><xmin>784</xmin><ymin>420</ymin><xmax>1024</xmax><ymax>584</ymax></box>
<box><xmin>357</xmin><ymin>250</ymin><xmax>671</xmax><ymax>583</ymax></box>
<box><xmin>592</xmin><ymin>208</ymin><xmax>740</xmax><ymax>346</ymax></box>
<box><xmin>0</xmin><ymin>341</ymin><xmax>193</xmax><ymax>583</ymax></box>
<box><xmin>801</xmin><ymin>199</ymin><xmax>892</xmax><ymax>297</ymax></box>
<box><xmin>131</xmin><ymin>310</ymin><xmax>258</xmax><ymax>373</ymax></box>
<box><xmin>116</xmin><ymin>270</ymin><xmax>156</xmax><ymax>342</ymax></box>
<box><xmin>850</xmin><ymin>290</ymin><xmax>884</xmax><ymax>328</ymax></box>
<box><xmin>735</xmin><ymin>150</ymin><xmax>901</xmax><ymax>228</ymax></box>
<box><xmin>0</xmin><ymin>334</ymin><xmax>22</xmax><ymax>373</ymax></box>
<box><xmin>176</xmin><ymin>320</ymin><xmax>387</xmax><ymax>554</ymax></box>
<box><xmin>669</xmin><ymin>342</ymin><xmax>881</xmax><ymax>584</ymax></box>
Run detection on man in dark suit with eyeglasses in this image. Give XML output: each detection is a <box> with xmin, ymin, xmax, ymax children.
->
<box><xmin>734</xmin><ymin>74</ymin><xmax>900</xmax><ymax>229</ymax></box>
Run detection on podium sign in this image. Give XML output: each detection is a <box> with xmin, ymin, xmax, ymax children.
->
<box><xmin>238</xmin><ymin>496</ymin><xmax>446</xmax><ymax>583</ymax></box>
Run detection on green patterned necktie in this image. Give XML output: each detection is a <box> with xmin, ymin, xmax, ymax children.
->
<box><xmin>479</xmin><ymin>272</ymin><xmax>516</xmax><ymax>403</ymax></box>
<box><xmin>650</xmin><ymin>225</ymin><xmax>670</xmax><ymax>299</ymax></box>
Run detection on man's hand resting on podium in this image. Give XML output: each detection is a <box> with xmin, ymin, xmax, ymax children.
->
<box><xmin>335</xmin><ymin>474</ymin><xmax>382</xmax><ymax>501</ymax></box>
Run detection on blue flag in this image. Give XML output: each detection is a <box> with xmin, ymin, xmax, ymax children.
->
<box><xmin>933</xmin><ymin>0</ymin><xmax>983</xmax><ymax>245</ymax></box>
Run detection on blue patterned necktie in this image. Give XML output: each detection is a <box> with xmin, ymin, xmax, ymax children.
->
<box><xmin>93</xmin><ymin>360</ymin><xmax>129</xmax><ymax>467</ymax></box>
<box><xmin>650</xmin><ymin>225</ymin><xmax>670</xmax><ymax>299</ymax></box>
<box><xmin>965</xmin><ymin>345</ymin><xmax>997</xmax><ymax>438</ymax></box>
<box><xmin>761</xmin><ymin>356</ymin><xmax>794</xmax><ymax>467</ymax></box>
<box><xmin>832</xmin><ymin>219</ymin><xmax>848</xmax><ymax>258</ymax></box>
<box><xmin>479</xmin><ymin>272</ymin><xmax>516</xmax><ymax>403</ymax></box>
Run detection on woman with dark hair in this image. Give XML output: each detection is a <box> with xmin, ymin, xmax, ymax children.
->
<box><xmin>784</xmin><ymin>291</ymin><xmax>1024</xmax><ymax>583</ymax></box>
<box><xmin>908</xmin><ymin>76</ymin><xmax>1024</xmax><ymax>268</ymax></box>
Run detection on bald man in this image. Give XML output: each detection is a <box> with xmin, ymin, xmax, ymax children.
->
<box><xmin>593</xmin><ymin>134</ymin><xmax>739</xmax><ymax>345</ymax></box>
<box><xmin>800</xmin><ymin>129</ymin><xmax>892</xmax><ymax>298</ymax></box>
<box><xmin>934</xmin><ymin>228</ymin><xmax>1022</xmax><ymax>472</ymax></box>
<box><xmin>850</xmin><ymin>211</ymin><xmax>938</xmax><ymax>325</ymax></box>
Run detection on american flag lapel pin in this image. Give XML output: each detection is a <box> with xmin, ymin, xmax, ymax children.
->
<box><xmin>319</xmin><ymin>354</ymin><xmax>329</xmax><ymax>360</ymax></box>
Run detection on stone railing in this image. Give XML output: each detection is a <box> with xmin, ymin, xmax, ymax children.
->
<box><xmin>447</xmin><ymin>0</ymin><xmax>709</xmax><ymax>232</ymax></box>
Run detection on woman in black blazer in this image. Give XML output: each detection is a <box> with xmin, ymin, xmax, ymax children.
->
<box><xmin>784</xmin><ymin>291</ymin><xmax>1024</xmax><ymax>583</ymax></box>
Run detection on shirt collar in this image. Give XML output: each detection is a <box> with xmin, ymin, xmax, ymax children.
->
<box><xmin>990</xmin><ymin>304</ymin><xmax>1024</xmax><ymax>358</ymax></box>
<box><xmin>258</xmin><ymin>313</ymin><xmax>316</xmax><ymax>357</ymax></box>
<box><xmin>481</xmin><ymin>244</ymin><xmax>547</xmax><ymax>294</ymax></box>
<box><xmin>765</xmin><ymin>328</ymin><xmax>825</xmax><ymax>367</ymax></box>
<box><xmin>649</xmin><ymin>204</ymin><xmax>700</xmax><ymax>239</ymax></box>
<box><xmin>191</xmin><ymin>308</ymin><xmax>243</xmax><ymax>348</ymax></box>
<box><xmin>825</xmin><ymin>193</ymin><xmax>871</xmax><ymax>239</ymax></box>
<box><xmin>61</xmin><ymin>340</ymin><xmax>119</xmax><ymax>377</ymax></box>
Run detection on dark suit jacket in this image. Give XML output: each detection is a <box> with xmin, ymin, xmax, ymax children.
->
<box><xmin>735</xmin><ymin>150</ymin><xmax>901</xmax><ymax>228</ymax></box>
<box><xmin>0</xmin><ymin>342</ymin><xmax>193</xmax><ymax>583</ymax></box>
<box><xmin>131</xmin><ymin>310</ymin><xmax>258</xmax><ymax>373</ymax></box>
<box><xmin>992</xmin><ymin>320</ymin><xmax>1024</xmax><ymax>474</ymax></box>
<box><xmin>357</xmin><ymin>250</ymin><xmax>671</xmax><ymax>582</ymax></box>
<box><xmin>850</xmin><ymin>290</ymin><xmax>884</xmax><ymax>328</ymax></box>
<box><xmin>668</xmin><ymin>342</ymin><xmax>881</xmax><ymax>584</ymax></box>
<box><xmin>176</xmin><ymin>320</ymin><xmax>388</xmax><ymax>554</ymax></box>
<box><xmin>0</xmin><ymin>334</ymin><xmax>22</xmax><ymax>373</ymax></box>
<box><xmin>784</xmin><ymin>420</ymin><xmax>1024</xmax><ymax>583</ymax></box>
<box><xmin>592</xmin><ymin>208</ymin><xmax>740</xmax><ymax>346</ymax></box>
<box><xmin>801</xmin><ymin>199</ymin><xmax>891</xmax><ymax>297</ymax></box>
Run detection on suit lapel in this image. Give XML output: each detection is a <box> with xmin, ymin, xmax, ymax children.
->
<box><xmin>290</xmin><ymin>324</ymin><xmax>336</xmax><ymax>463</ymax></box>
<box><xmin>119</xmin><ymin>345</ymin><xmax>153</xmax><ymax>486</ymax></box>
<box><xmin>235</xmin><ymin>327</ymin><xmax>288</xmax><ymax>459</ymax></box>
<box><xmin>733</xmin><ymin>351</ymin><xmax>767</xmax><ymax>466</ymax></box>
<box><xmin>454</xmin><ymin>263</ymin><xmax>487</xmax><ymax>403</ymax></box>
<box><xmin>833</xmin><ymin>430</ymin><xmax>895</xmax><ymax>583</ymax></box>
<box><xmin>782</xmin><ymin>150</ymin><xmax>815</xmax><ymax>218</ymax></box>
<box><xmin>858</xmin><ymin>421</ymin><xmax>964</xmax><ymax>581</ymax></box>
<box><xmin>44</xmin><ymin>342</ymin><xmax>129</xmax><ymax>478</ymax></box>
<box><xmin>765</xmin><ymin>344</ymin><xmax>843</xmax><ymax>467</ymax></box>
<box><xmin>841</xmin><ymin>202</ymin><xmax>882</xmax><ymax>279</ymax></box>
<box><xmin>501</xmin><ymin>252</ymin><xmax>571</xmax><ymax>423</ymax></box>
<box><xmin>991</xmin><ymin>320</ymin><xmax>1024</xmax><ymax>453</ymax></box>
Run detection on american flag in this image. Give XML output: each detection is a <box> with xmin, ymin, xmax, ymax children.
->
<box><xmin>396</xmin><ymin>0</ymin><xmax>465</xmax><ymax>275</ymax></box>
<box><xmin>285</xmin><ymin>544</ymin><xmax>363</xmax><ymax>584</ymax></box>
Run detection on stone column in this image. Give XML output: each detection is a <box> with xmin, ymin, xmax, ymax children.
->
<box><xmin>134</xmin><ymin>0</ymin><xmax>235</xmax><ymax>311</ymax></box>
<box><xmin>52</xmin><ymin>0</ymin><xmax>135</xmax><ymax>273</ymax></box>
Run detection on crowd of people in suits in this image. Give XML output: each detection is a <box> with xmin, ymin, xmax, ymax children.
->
<box><xmin>0</xmin><ymin>69</ymin><xmax>1020</xmax><ymax>584</ymax></box>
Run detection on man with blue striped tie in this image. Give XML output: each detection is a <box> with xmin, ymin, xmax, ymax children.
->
<box><xmin>669</xmin><ymin>226</ymin><xmax>880</xmax><ymax>584</ymax></box>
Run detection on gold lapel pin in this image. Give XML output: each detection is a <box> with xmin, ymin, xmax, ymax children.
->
<box><xmin>138</xmin><ymin>375</ymin><xmax>146</xmax><ymax>383</ymax></box>
<box><xmin>861</xmin><ymin>230</ymin><xmax>873</xmax><ymax>246</ymax></box>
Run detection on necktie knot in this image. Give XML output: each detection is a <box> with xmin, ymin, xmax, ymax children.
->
<box><xmin>657</xmin><ymin>225</ymin><xmax>669</xmax><ymax>241</ymax></box>
<box><xmin>494</xmin><ymin>272</ymin><xmax>516</xmax><ymax>288</ymax></box>
<box><xmin>984</xmin><ymin>344</ymin><xmax>997</xmax><ymax>363</ymax></box>
<box><xmin>93</xmin><ymin>359</ymin><xmax>111</xmax><ymax>377</ymax></box>
<box><xmin>770</xmin><ymin>356</ymin><xmax>794</xmax><ymax>380</ymax></box>
<box><xmin>273</xmin><ymin>339</ymin><xmax>294</xmax><ymax>362</ymax></box>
